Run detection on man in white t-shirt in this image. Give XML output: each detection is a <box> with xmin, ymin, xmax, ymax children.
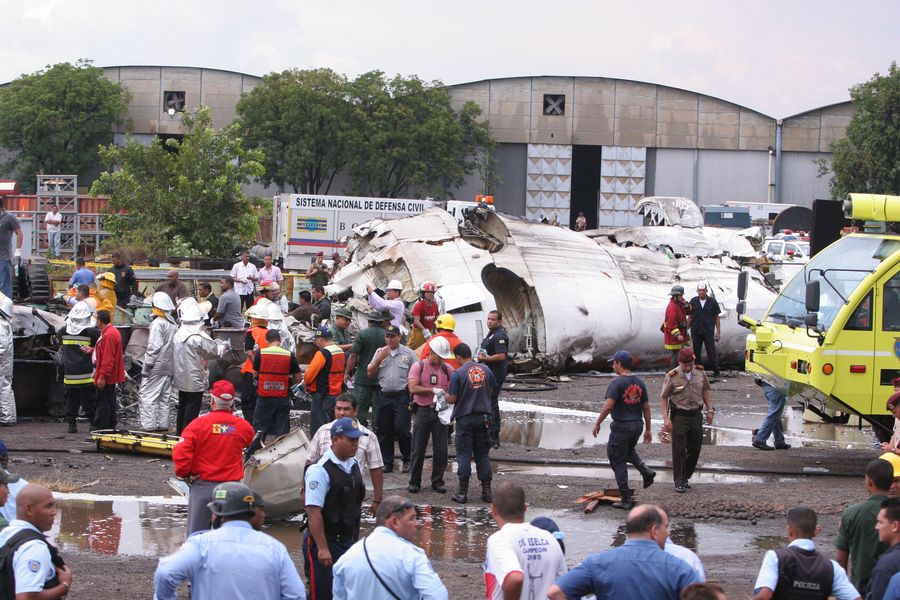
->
<box><xmin>485</xmin><ymin>481</ymin><xmax>566</xmax><ymax>600</ymax></box>
<box><xmin>230</xmin><ymin>251</ymin><xmax>258</xmax><ymax>310</ymax></box>
<box><xmin>44</xmin><ymin>206</ymin><xmax>62</xmax><ymax>258</ymax></box>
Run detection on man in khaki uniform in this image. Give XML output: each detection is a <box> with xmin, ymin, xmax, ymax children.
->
<box><xmin>661</xmin><ymin>347</ymin><xmax>714</xmax><ymax>493</ymax></box>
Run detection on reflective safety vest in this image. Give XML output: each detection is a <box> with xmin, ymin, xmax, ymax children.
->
<box><xmin>61</xmin><ymin>331</ymin><xmax>98</xmax><ymax>386</ymax></box>
<box><xmin>256</xmin><ymin>345</ymin><xmax>293</xmax><ymax>397</ymax></box>
<box><xmin>310</xmin><ymin>345</ymin><xmax>345</xmax><ymax>396</ymax></box>
<box><xmin>241</xmin><ymin>326</ymin><xmax>269</xmax><ymax>374</ymax></box>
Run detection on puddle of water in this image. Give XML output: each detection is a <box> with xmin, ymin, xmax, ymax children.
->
<box><xmin>499</xmin><ymin>400</ymin><xmax>876</xmax><ymax>450</ymax></box>
<box><xmin>49</xmin><ymin>496</ymin><xmax>785</xmax><ymax>564</ymax></box>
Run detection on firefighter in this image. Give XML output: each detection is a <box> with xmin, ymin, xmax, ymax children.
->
<box><xmin>139</xmin><ymin>292</ymin><xmax>177</xmax><ymax>432</ymax></box>
<box><xmin>249</xmin><ymin>329</ymin><xmax>302</xmax><ymax>454</ymax></box>
<box><xmin>94</xmin><ymin>272</ymin><xmax>118</xmax><ymax>315</ymax></box>
<box><xmin>304</xmin><ymin>327</ymin><xmax>346</xmax><ymax>436</ymax></box>
<box><xmin>265</xmin><ymin>301</ymin><xmax>296</xmax><ymax>356</ymax></box>
<box><xmin>663</xmin><ymin>285</ymin><xmax>691</xmax><ymax>369</ymax></box>
<box><xmin>419</xmin><ymin>313</ymin><xmax>462</xmax><ymax>369</ymax></box>
<box><xmin>0</xmin><ymin>293</ymin><xmax>15</xmax><ymax>426</ymax></box>
<box><xmin>60</xmin><ymin>300</ymin><xmax>100</xmax><ymax>433</ymax></box>
<box><xmin>173</xmin><ymin>298</ymin><xmax>222</xmax><ymax>435</ymax></box>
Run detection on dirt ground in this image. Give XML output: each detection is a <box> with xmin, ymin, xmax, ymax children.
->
<box><xmin>1</xmin><ymin>370</ymin><xmax>883</xmax><ymax>599</ymax></box>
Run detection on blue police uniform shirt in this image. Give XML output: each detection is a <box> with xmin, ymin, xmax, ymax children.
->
<box><xmin>153</xmin><ymin>520</ymin><xmax>305</xmax><ymax>600</ymax></box>
<box><xmin>479</xmin><ymin>327</ymin><xmax>509</xmax><ymax>385</ymax></box>
<box><xmin>333</xmin><ymin>525</ymin><xmax>448</xmax><ymax>600</ymax></box>
<box><xmin>0</xmin><ymin>476</ymin><xmax>27</xmax><ymax>524</ymax></box>
<box><xmin>0</xmin><ymin>519</ymin><xmax>57</xmax><ymax>594</ymax></box>
<box><xmin>555</xmin><ymin>539</ymin><xmax>699</xmax><ymax>600</ymax></box>
<box><xmin>305</xmin><ymin>447</ymin><xmax>359</xmax><ymax>507</ymax></box>
<box><xmin>752</xmin><ymin>539</ymin><xmax>859</xmax><ymax>600</ymax></box>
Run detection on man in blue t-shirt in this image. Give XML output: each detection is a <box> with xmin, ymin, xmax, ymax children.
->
<box><xmin>447</xmin><ymin>343</ymin><xmax>495</xmax><ymax>505</ymax></box>
<box><xmin>591</xmin><ymin>350</ymin><xmax>656</xmax><ymax>510</ymax></box>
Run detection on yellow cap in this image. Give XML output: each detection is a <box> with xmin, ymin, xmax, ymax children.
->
<box><xmin>879</xmin><ymin>453</ymin><xmax>900</xmax><ymax>477</ymax></box>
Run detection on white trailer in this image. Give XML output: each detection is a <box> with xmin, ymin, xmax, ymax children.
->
<box><xmin>272</xmin><ymin>193</ymin><xmax>432</xmax><ymax>271</ymax></box>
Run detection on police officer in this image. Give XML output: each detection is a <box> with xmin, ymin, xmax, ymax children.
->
<box><xmin>0</xmin><ymin>483</ymin><xmax>72</xmax><ymax>598</ymax></box>
<box><xmin>367</xmin><ymin>325</ymin><xmax>416</xmax><ymax>473</ymax></box>
<box><xmin>478</xmin><ymin>310</ymin><xmax>509</xmax><ymax>449</ymax></box>
<box><xmin>153</xmin><ymin>482</ymin><xmax>306</xmax><ymax>600</ymax></box>
<box><xmin>447</xmin><ymin>343</ymin><xmax>496</xmax><ymax>504</ymax></box>
<box><xmin>59</xmin><ymin>300</ymin><xmax>100</xmax><ymax>433</ymax></box>
<box><xmin>661</xmin><ymin>347</ymin><xmax>714</xmax><ymax>493</ymax></box>
<box><xmin>329</xmin><ymin>305</ymin><xmax>354</xmax><ymax>353</ymax></box>
<box><xmin>251</xmin><ymin>329</ymin><xmax>302</xmax><ymax>453</ymax></box>
<box><xmin>304</xmin><ymin>417</ymin><xmax>367</xmax><ymax>600</ymax></box>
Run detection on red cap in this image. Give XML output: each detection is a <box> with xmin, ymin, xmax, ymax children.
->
<box><xmin>888</xmin><ymin>391</ymin><xmax>900</xmax><ymax>411</ymax></box>
<box><xmin>678</xmin><ymin>347</ymin><xmax>695</xmax><ymax>363</ymax></box>
<box><xmin>210</xmin><ymin>380</ymin><xmax>235</xmax><ymax>402</ymax></box>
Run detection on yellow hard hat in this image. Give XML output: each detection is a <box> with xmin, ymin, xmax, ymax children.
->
<box><xmin>880</xmin><ymin>452</ymin><xmax>900</xmax><ymax>478</ymax></box>
<box><xmin>434</xmin><ymin>313</ymin><xmax>455</xmax><ymax>331</ymax></box>
<box><xmin>97</xmin><ymin>272</ymin><xmax>116</xmax><ymax>288</ymax></box>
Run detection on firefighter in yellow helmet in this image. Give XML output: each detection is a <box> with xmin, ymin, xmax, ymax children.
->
<box><xmin>95</xmin><ymin>272</ymin><xmax>118</xmax><ymax>315</ymax></box>
<box><xmin>419</xmin><ymin>313</ymin><xmax>461</xmax><ymax>369</ymax></box>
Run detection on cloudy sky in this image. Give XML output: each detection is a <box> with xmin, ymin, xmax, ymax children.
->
<box><xmin>2</xmin><ymin>0</ymin><xmax>897</xmax><ymax>117</ymax></box>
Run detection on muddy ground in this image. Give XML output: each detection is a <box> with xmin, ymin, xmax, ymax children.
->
<box><xmin>1</xmin><ymin>370</ymin><xmax>883</xmax><ymax>599</ymax></box>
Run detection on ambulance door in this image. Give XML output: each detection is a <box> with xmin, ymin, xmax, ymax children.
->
<box><xmin>875</xmin><ymin>269</ymin><xmax>900</xmax><ymax>409</ymax></box>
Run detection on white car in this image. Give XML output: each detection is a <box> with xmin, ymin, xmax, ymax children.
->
<box><xmin>762</xmin><ymin>237</ymin><xmax>810</xmax><ymax>263</ymax></box>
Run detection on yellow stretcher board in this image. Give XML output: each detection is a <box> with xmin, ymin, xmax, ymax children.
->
<box><xmin>91</xmin><ymin>429</ymin><xmax>181</xmax><ymax>458</ymax></box>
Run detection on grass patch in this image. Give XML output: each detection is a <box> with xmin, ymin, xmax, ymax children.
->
<box><xmin>30</xmin><ymin>470</ymin><xmax>83</xmax><ymax>493</ymax></box>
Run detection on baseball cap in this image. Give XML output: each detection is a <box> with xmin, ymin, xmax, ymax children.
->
<box><xmin>697</xmin><ymin>282</ymin><xmax>708</xmax><ymax>290</ymax></box>
<box><xmin>0</xmin><ymin>468</ymin><xmax>20</xmax><ymax>485</ymax></box>
<box><xmin>330</xmin><ymin>417</ymin><xmax>368</xmax><ymax>439</ymax></box>
<box><xmin>678</xmin><ymin>347</ymin><xmax>695</xmax><ymax>363</ymax></box>
<box><xmin>609</xmin><ymin>350</ymin><xmax>632</xmax><ymax>367</ymax></box>
<box><xmin>384</xmin><ymin>325</ymin><xmax>400</xmax><ymax>337</ymax></box>
<box><xmin>210</xmin><ymin>380</ymin><xmax>236</xmax><ymax>402</ymax></box>
<box><xmin>880</xmin><ymin>453</ymin><xmax>900</xmax><ymax>478</ymax></box>
<box><xmin>530</xmin><ymin>516</ymin><xmax>565</xmax><ymax>540</ymax></box>
<box><xmin>315</xmin><ymin>327</ymin><xmax>333</xmax><ymax>339</ymax></box>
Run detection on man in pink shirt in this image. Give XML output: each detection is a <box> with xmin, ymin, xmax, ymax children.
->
<box><xmin>406</xmin><ymin>336</ymin><xmax>454</xmax><ymax>494</ymax></box>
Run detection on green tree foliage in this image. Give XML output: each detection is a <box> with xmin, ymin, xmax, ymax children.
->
<box><xmin>236</xmin><ymin>68</ymin><xmax>351</xmax><ymax>194</ymax></box>
<box><xmin>347</xmin><ymin>72</ymin><xmax>493</xmax><ymax>198</ymax></box>
<box><xmin>0</xmin><ymin>60</ymin><xmax>130</xmax><ymax>191</ymax></box>
<box><xmin>92</xmin><ymin>106</ymin><xmax>264</xmax><ymax>258</ymax></box>
<box><xmin>818</xmin><ymin>62</ymin><xmax>900</xmax><ymax>198</ymax></box>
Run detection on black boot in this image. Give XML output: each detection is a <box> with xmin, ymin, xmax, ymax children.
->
<box><xmin>611</xmin><ymin>490</ymin><xmax>634</xmax><ymax>510</ymax></box>
<box><xmin>637</xmin><ymin>463</ymin><xmax>656</xmax><ymax>489</ymax></box>
<box><xmin>481</xmin><ymin>480</ymin><xmax>493</xmax><ymax>503</ymax></box>
<box><xmin>451</xmin><ymin>477</ymin><xmax>469</xmax><ymax>504</ymax></box>
<box><xmin>67</xmin><ymin>421</ymin><xmax>77</xmax><ymax>434</ymax></box>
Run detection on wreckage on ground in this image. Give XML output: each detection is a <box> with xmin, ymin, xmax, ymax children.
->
<box><xmin>331</xmin><ymin>199</ymin><xmax>775</xmax><ymax>370</ymax></box>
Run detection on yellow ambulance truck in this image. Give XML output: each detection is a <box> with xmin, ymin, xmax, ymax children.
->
<box><xmin>737</xmin><ymin>194</ymin><xmax>900</xmax><ymax>439</ymax></box>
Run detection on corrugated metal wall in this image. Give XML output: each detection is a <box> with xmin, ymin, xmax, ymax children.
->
<box><xmin>780</xmin><ymin>152</ymin><xmax>832</xmax><ymax>205</ymax></box>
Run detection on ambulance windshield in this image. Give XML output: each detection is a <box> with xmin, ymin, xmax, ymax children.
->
<box><xmin>765</xmin><ymin>236</ymin><xmax>900</xmax><ymax>329</ymax></box>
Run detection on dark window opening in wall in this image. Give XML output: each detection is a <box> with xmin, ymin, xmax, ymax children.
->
<box><xmin>157</xmin><ymin>134</ymin><xmax>184</xmax><ymax>154</ymax></box>
<box><xmin>163</xmin><ymin>91</ymin><xmax>186</xmax><ymax>113</ymax></box>
<box><xmin>543</xmin><ymin>94</ymin><xmax>565</xmax><ymax>116</ymax></box>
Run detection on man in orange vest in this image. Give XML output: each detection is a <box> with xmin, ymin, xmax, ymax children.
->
<box><xmin>419</xmin><ymin>313</ymin><xmax>461</xmax><ymax>369</ymax></box>
<box><xmin>239</xmin><ymin>302</ymin><xmax>270</xmax><ymax>424</ymax></box>
<box><xmin>304</xmin><ymin>327</ymin><xmax>346</xmax><ymax>436</ymax></box>
<box><xmin>248</xmin><ymin>329</ymin><xmax>301</xmax><ymax>454</ymax></box>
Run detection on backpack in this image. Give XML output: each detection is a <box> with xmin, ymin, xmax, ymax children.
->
<box><xmin>0</xmin><ymin>528</ymin><xmax>65</xmax><ymax>600</ymax></box>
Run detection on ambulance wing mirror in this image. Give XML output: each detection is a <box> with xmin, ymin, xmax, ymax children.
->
<box><xmin>736</xmin><ymin>271</ymin><xmax>749</xmax><ymax>316</ymax></box>
<box><xmin>805</xmin><ymin>280</ymin><xmax>820</xmax><ymax>313</ymax></box>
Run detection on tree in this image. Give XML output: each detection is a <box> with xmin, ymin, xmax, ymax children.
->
<box><xmin>0</xmin><ymin>60</ymin><xmax>130</xmax><ymax>191</ymax></box>
<box><xmin>91</xmin><ymin>106</ymin><xmax>264</xmax><ymax>258</ymax></box>
<box><xmin>818</xmin><ymin>62</ymin><xmax>900</xmax><ymax>198</ymax></box>
<box><xmin>235</xmin><ymin>68</ymin><xmax>352</xmax><ymax>194</ymax></box>
<box><xmin>346</xmin><ymin>72</ymin><xmax>494</xmax><ymax>198</ymax></box>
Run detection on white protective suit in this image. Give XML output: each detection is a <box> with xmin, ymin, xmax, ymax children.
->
<box><xmin>139</xmin><ymin>293</ymin><xmax>177</xmax><ymax>430</ymax></box>
<box><xmin>265</xmin><ymin>302</ymin><xmax>296</xmax><ymax>356</ymax></box>
<box><xmin>173</xmin><ymin>300</ymin><xmax>221</xmax><ymax>393</ymax></box>
<box><xmin>0</xmin><ymin>294</ymin><xmax>15</xmax><ymax>425</ymax></box>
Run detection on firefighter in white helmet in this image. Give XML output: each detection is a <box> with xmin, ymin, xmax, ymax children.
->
<box><xmin>60</xmin><ymin>300</ymin><xmax>101</xmax><ymax>433</ymax></box>
<box><xmin>173</xmin><ymin>298</ymin><xmax>224</xmax><ymax>435</ymax></box>
<box><xmin>366</xmin><ymin>279</ymin><xmax>405</xmax><ymax>332</ymax></box>
<box><xmin>0</xmin><ymin>293</ymin><xmax>14</xmax><ymax>426</ymax></box>
<box><xmin>139</xmin><ymin>291</ymin><xmax>178</xmax><ymax>431</ymax></box>
<box><xmin>265</xmin><ymin>302</ymin><xmax>296</xmax><ymax>356</ymax></box>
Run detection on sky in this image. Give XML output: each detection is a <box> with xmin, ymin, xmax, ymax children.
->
<box><xmin>1</xmin><ymin>0</ymin><xmax>897</xmax><ymax>118</ymax></box>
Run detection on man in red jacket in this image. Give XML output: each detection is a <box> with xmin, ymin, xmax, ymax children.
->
<box><xmin>173</xmin><ymin>380</ymin><xmax>255</xmax><ymax>536</ymax></box>
<box><xmin>93</xmin><ymin>310</ymin><xmax>125</xmax><ymax>430</ymax></box>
